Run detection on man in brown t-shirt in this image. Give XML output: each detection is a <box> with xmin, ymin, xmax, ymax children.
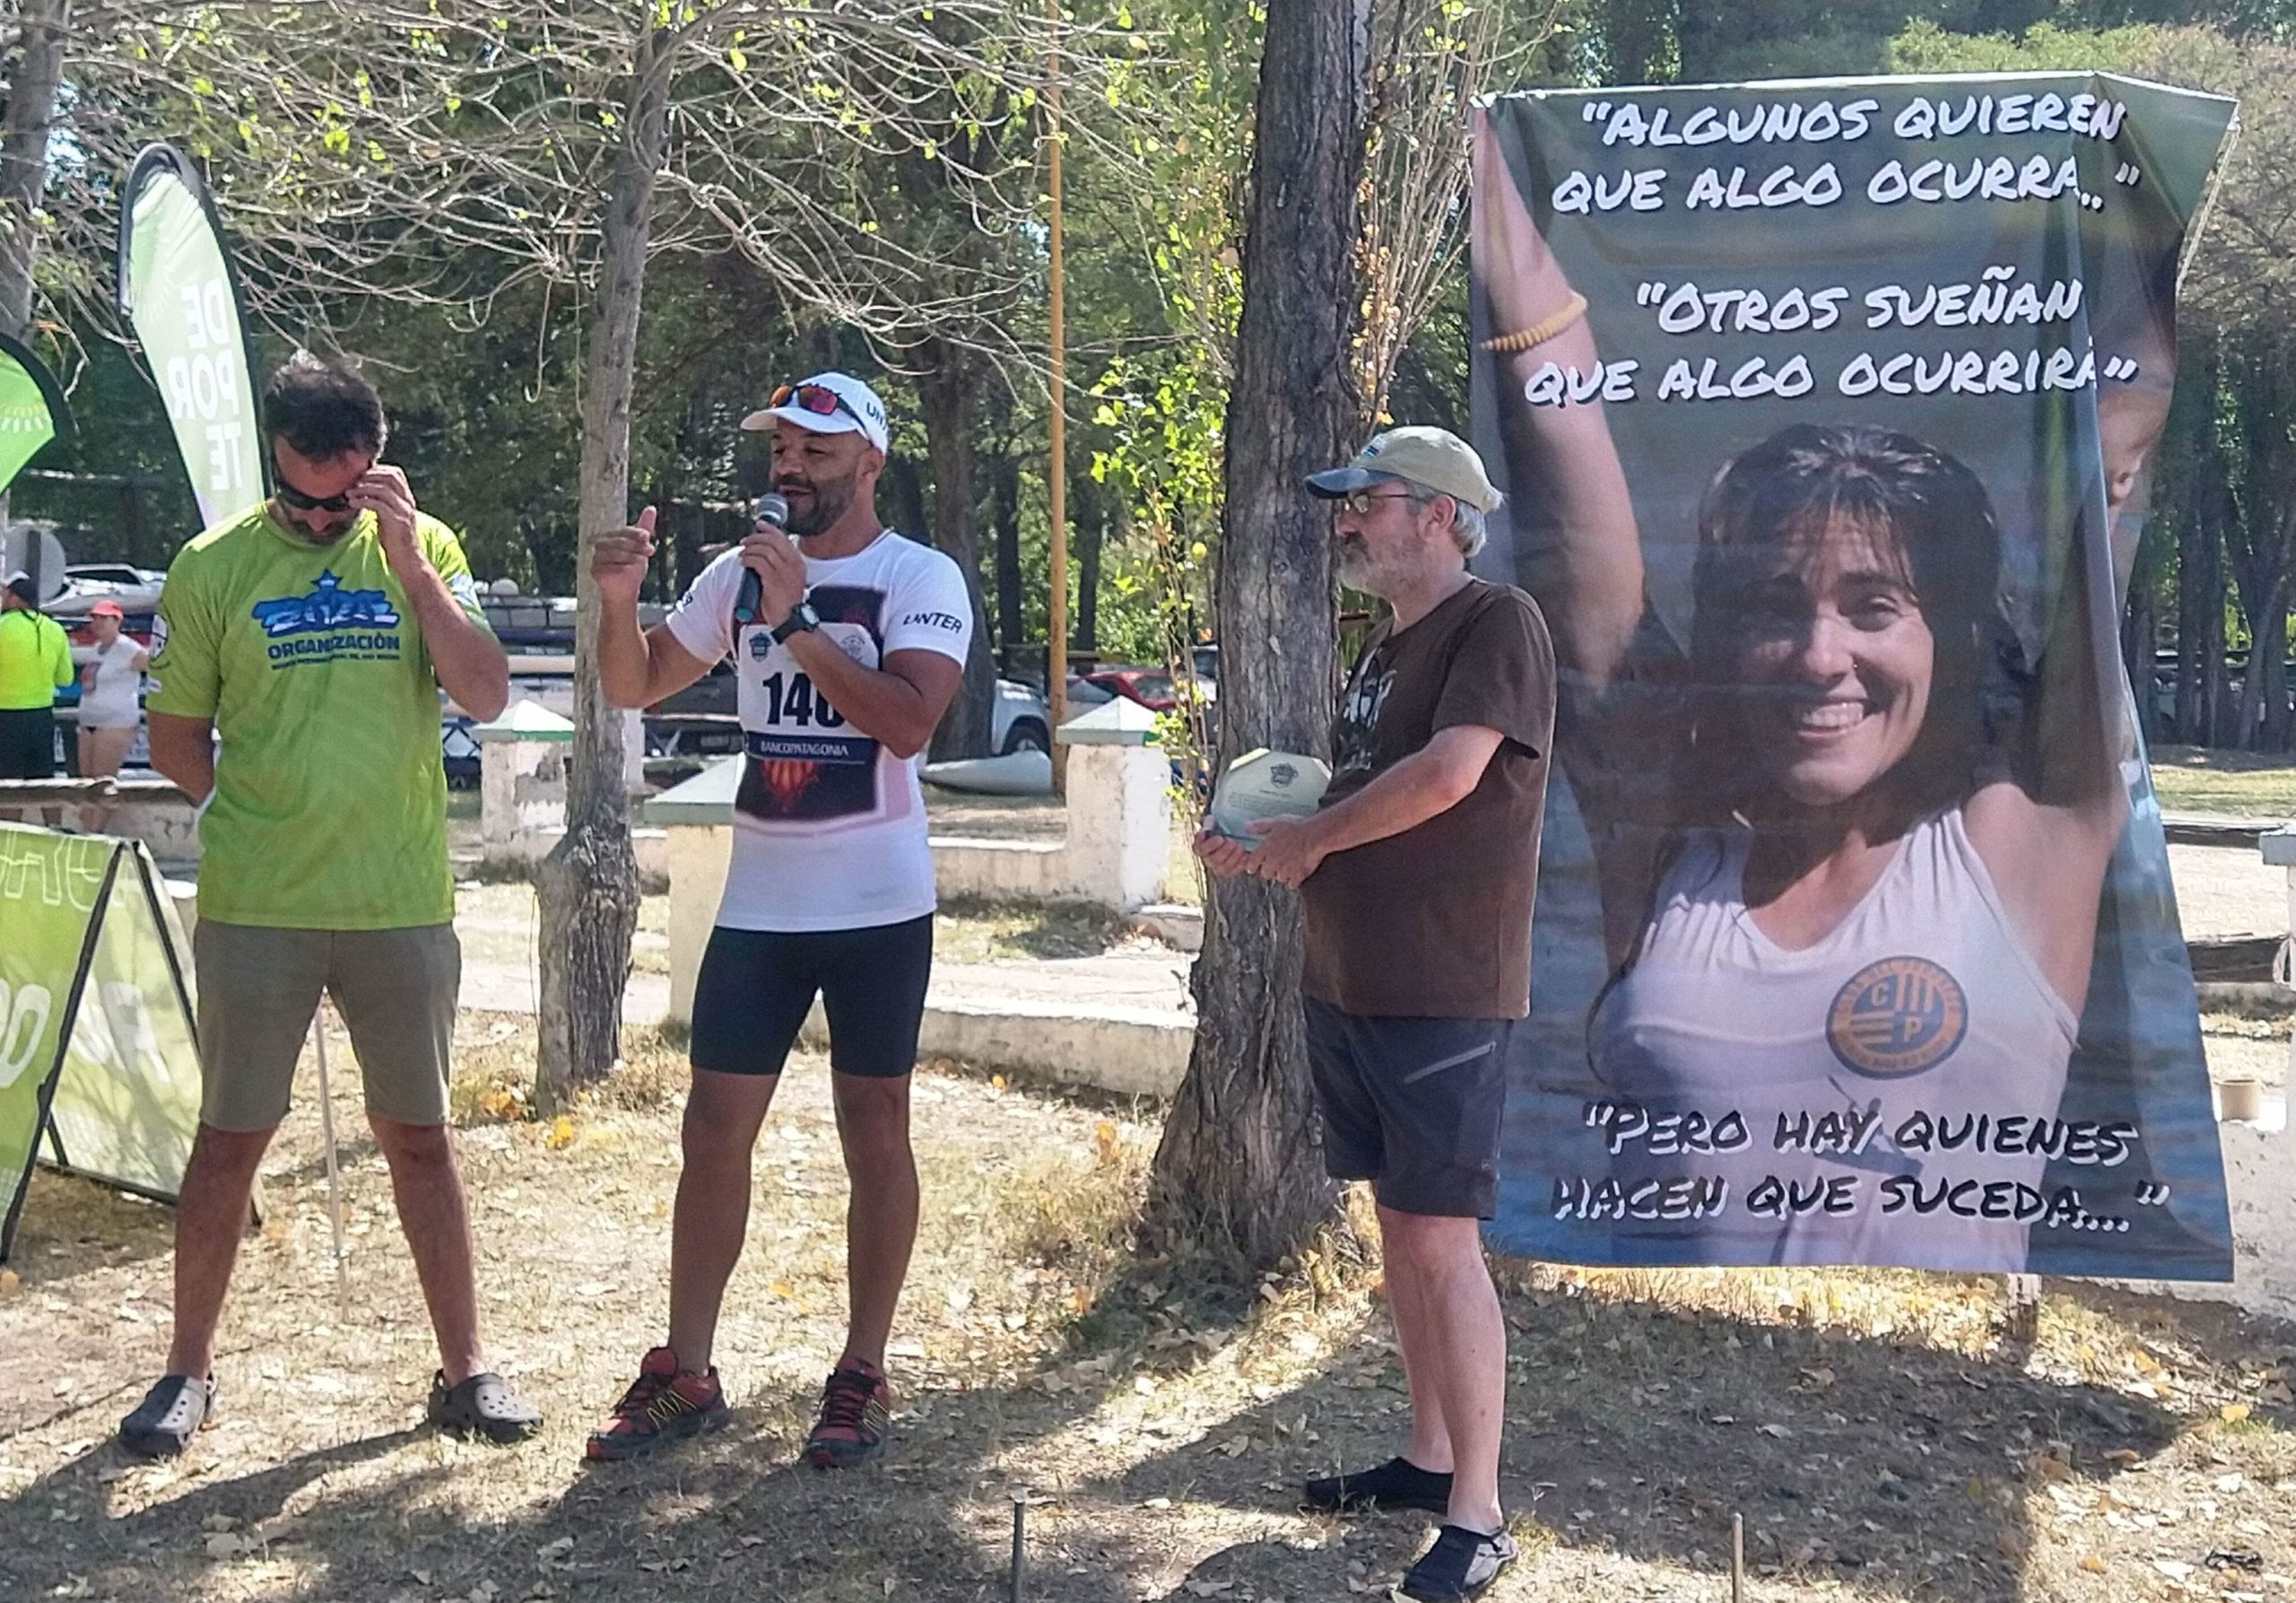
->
<box><xmin>1197</xmin><ymin>425</ymin><xmax>1554</xmax><ymax>1603</ymax></box>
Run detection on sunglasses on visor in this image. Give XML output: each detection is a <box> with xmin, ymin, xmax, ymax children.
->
<box><xmin>771</xmin><ymin>382</ymin><xmax>865</xmax><ymax>428</ymax></box>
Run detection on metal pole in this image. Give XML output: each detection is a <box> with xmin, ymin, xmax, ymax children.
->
<box><xmin>1008</xmin><ymin>1496</ymin><xmax>1028</xmax><ymax>1602</ymax></box>
<box><xmin>310</xmin><ymin>1006</ymin><xmax>351</xmax><ymax>1311</ymax></box>
<box><xmin>1045</xmin><ymin>0</ymin><xmax>1069</xmax><ymax>797</ymax></box>
<box><xmin>1730</xmin><ymin>1512</ymin><xmax>1744</xmax><ymax>1603</ymax></box>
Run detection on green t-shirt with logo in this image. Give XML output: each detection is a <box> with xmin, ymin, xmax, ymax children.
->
<box><xmin>147</xmin><ymin>504</ymin><xmax>491</xmax><ymax>929</ymax></box>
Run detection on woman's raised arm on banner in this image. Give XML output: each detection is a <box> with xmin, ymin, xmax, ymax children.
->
<box><xmin>1965</xmin><ymin>502</ymin><xmax>2131</xmax><ymax>1016</ymax></box>
<box><xmin>1472</xmin><ymin>109</ymin><xmax>1645</xmax><ymax>696</ymax></box>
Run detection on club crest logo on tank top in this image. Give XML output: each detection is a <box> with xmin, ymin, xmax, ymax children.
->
<box><xmin>1825</xmin><ymin>955</ymin><xmax>1970</xmax><ymax>1077</ymax></box>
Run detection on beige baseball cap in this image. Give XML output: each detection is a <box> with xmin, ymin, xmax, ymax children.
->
<box><xmin>1305</xmin><ymin>425</ymin><xmax>1502</xmax><ymax>514</ymax></box>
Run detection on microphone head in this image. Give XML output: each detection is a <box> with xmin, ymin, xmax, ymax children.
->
<box><xmin>752</xmin><ymin>492</ymin><xmax>790</xmax><ymax>529</ymax></box>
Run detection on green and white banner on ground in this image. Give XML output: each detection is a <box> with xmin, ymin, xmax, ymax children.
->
<box><xmin>0</xmin><ymin>330</ymin><xmax>73</xmax><ymax>496</ymax></box>
<box><xmin>0</xmin><ymin>823</ymin><xmax>201</xmax><ymax>1260</ymax></box>
<box><xmin>116</xmin><ymin>143</ymin><xmax>267</xmax><ymax>528</ymax></box>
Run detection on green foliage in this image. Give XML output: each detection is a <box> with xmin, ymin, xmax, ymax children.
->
<box><xmin>1885</xmin><ymin>16</ymin><xmax>2161</xmax><ymax>70</ymax></box>
<box><xmin>1088</xmin><ymin>351</ymin><xmax>1221</xmax><ymax>756</ymax></box>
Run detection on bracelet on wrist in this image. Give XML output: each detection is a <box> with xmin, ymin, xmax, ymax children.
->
<box><xmin>1482</xmin><ymin>292</ymin><xmax>1589</xmax><ymax>353</ymax></box>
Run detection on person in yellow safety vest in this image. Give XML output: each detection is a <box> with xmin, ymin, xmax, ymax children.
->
<box><xmin>0</xmin><ymin>571</ymin><xmax>73</xmax><ymax>780</ymax></box>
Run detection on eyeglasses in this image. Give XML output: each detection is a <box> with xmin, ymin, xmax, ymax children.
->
<box><xmin>274</xmin><ymin>478</ymin><xmax>354</xmax><ymax>513</ymax></box>
<box><xmin>1337</xmin><ymin>489</ymin><xmax>1425</xmax><ymax>518</ymax></box>
<box><xmin>771</xmin><ymin>382</ymin><xmax>863</xmax><ymax>428</ymax></box>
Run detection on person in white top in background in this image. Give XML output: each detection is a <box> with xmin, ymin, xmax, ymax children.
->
<box><xmin>584</xmin><ymin>371</ymin><xmax>974</xmax><ymax>1472</ymax></box>
<box><xmin>74</xmin><ymin>597</ymin><xmax>148</xmax><ymax>831</ymax></box>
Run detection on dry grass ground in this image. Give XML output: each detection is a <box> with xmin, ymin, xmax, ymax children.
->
<box><xmin>5</xmin><ymin>1015</ymin><xmax>2296</xmax><ymax>1603</ymax></box>
<box><xmin>2151</xmin><ymin>748</ymin><xmax>2296</xmax><ymax>821</ymax></box>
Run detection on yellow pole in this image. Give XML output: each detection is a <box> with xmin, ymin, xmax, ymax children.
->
<box><xmin>1047</xmin><ymin>0</ymin><xmax>1070</xmax><ymax>796</ymax></box>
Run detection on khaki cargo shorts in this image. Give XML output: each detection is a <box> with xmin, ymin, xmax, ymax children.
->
<box><xmin>193</xmin><ymin>921</ymin><xmax>460</xmax><ymax>1131</ymax></box>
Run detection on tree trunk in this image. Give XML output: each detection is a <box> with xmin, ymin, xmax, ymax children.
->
<box><xmin>1076</xmin><ymin>471</ymin><xmax>1105</xmax><ymax>655</ymax></box>
<box><xmin>990</xmin><ymin>446</ymin><xmax>1023</xmax><ymax>673</ymax></box>
<box><xmin>2177</xmin><ymin>484</ymin><xmax>2222</xmax><ymax>746</ymax></box>
<box><xmin>2260</xmin><ymin>564</ymin><xmax>2292</xmax><ymax>751</ymax></box>
<box><xmin>535</xmin><ymin>37</ymin><xmax>668</xmax><ymax>1111</ymax></box>
<box><xmin>2233</xmin><ymin>582</ymin><xmax>2268</xmax><ymax>752</ymax></box>
<box><xmin>0</xmin><ymin>0</ymin><xmax>67</xmax><ymax>343</ymax></box>
<box><xmin>1148</xmin><ymin>0</ymin><xmax>1370</xmax><ymax>1268</ymax></box>
<box><xmin>885</xmin><ymin>453</ymin><xmax>931</xmax><ymax>552</ymax></box>
<box><xmin>917</xmin><ymin>338</ymin><xmax>996</xmax><ymax>759</ymax></box>
<box><xmin>2124</xmin><ymin>595</ymin><xmax>2157</xmax><ymax>745</ymax></box>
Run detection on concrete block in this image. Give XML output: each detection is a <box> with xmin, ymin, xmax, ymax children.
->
<box><xmin>798</xmin><ymin>995</ymin><xmax>1190</xmax><ymax>1099</ymax></box>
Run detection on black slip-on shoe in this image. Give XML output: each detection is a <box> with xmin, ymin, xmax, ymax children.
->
<box><xmin>119</xmin><ymin>1373</ymin><xmax>216</xmax><ymax>1459</ymax></box>
<box><xmin>1300</xmin><ymin>1456</ymin><xmax>1455</xmax><ymax>1515</ymax></box>
<box><xmin>1401</xmin><ymin>1523</ymin><xmax>1519</xmax><ymax>1601</ymax></box>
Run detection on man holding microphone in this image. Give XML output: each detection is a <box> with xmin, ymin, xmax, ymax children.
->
<box><xmin>584</xmin><ymin>372</ymin><xmax>974</xmax><ymax>1470</ymax></box>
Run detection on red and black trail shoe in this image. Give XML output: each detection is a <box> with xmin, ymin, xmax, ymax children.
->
<box><xmin>804</xmin><ymin>1356</ymin><xmax>892</xmax><ymax>1469</ymax></box>
<box><xmin>585</xmin><ymin>1346</ymin><xmax>727</xmax><ymax>1462</ymax></box>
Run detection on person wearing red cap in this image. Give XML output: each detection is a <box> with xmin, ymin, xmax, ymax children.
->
<box><xmin>74</xmin><ymin>598</ymin><xmax>149</xmax><ymax>828</ymax></box>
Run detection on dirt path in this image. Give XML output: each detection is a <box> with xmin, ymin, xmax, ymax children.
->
<box><xmin>2171</xmin><ymin>843</ymin><xmax>2287</xmax><ymax>943</ymax></box>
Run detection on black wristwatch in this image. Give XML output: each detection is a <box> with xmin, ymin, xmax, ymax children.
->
<box><xmin>770</xmin><ymin>599</ymin><xmax>822</xmax><ymax>644</ymax></box>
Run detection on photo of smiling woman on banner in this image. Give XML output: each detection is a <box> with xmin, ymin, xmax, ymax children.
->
<box><xmin>1468</xmin><ymin>77</ymin><xmax>2237</xmax><ymax>1277</ymax></box>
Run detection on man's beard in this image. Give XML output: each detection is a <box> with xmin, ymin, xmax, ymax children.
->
<box><xmin>782</xmin><ymin>474</ymin><xmax>856</xmax><ymax>538</ymax></box>
<box><xmin>283</xmin><ymin>513</ymin><xmax>355</xmax><ymax>545</ymax></box>
<box><xmin>1335</xmin><ymin>539</ymin><xmax>1377</xmax><ymax>594</ymax></box>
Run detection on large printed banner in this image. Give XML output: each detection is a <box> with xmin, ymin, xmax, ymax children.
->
<box><xmin>1470</xmin><ymin>74</ymin><xmax>2237</xmax><ymax>1277</ymax></box>
<box><xmin>0</xmin><ymin>824</ymin><xmax>201</xmax><ymax>1259</ymax></box>
<box><xmin>117</xmin><ymin>143</ymin><xmax>266</xmax><ymax>528</ymax></box>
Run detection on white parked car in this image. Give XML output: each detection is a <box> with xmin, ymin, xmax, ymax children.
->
<box><xmin>992</xmin><ymin>678</ymin><xmax>1051</xmax><ymax>754</ymax></box>
<box><xmin>48</xmin><ymin>563</ymin><xmax>167</xmax><ymax>617</ymax></box>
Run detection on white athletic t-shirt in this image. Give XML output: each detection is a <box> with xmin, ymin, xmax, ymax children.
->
<box><xmin>75</xmin><ymin>636</ymin><xmax>146</xmax><ymax>729</ymax></box>
<box><xmin>665</xmin><ymin>530</ymin><xmax>973</xmax><ymax>931</ymax></box>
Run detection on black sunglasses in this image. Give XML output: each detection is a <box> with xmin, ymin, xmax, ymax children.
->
<box><xmin>274</xmin><ymin>479</ymin><xmax>355</xmax><ymax>513</ymax></box>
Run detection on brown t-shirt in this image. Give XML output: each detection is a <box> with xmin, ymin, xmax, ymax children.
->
<box><xmin>1300</xmin><ymin>577</ymin><xmax>1557</xmax><ymax>1019</ymax></box>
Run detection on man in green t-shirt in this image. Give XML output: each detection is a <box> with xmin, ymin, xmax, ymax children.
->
<box><xmin>0</xmin><ymin>570</ymin><xmax>73</xmax><ymax>780</ymax></box>
<box><xmin>118</xmin><ymin>353</ymin><xmax>540</xmax><ymax>1458</ymax></box>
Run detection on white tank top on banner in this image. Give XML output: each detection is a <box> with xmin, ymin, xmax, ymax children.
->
<box><xmin>1594</xmin><ymin>805</ymin><xmax>2081</xmax><ymax>1270</ymax></box>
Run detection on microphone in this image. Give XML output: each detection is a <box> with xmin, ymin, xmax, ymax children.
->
<box><xmin>734</xmin><ymin>491</ymin><xmax>791</xmax><ymax>626</ymax></box>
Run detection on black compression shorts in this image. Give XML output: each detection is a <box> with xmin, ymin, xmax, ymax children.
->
<box><xmin>690</xmin><ymin>914</ymin><xmax>934</xmax><ymax>1079</ymax></box>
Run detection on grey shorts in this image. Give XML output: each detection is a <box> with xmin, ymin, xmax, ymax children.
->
<box><xmin>194</xmin><ymin>920</ymin><xmax>460</xmax><ymax>1131</ymax></box>
<box><xmin>1302</xmin><ymin>996</ymin><xmax>1514</xmax><ymax>1219</ymax></box>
